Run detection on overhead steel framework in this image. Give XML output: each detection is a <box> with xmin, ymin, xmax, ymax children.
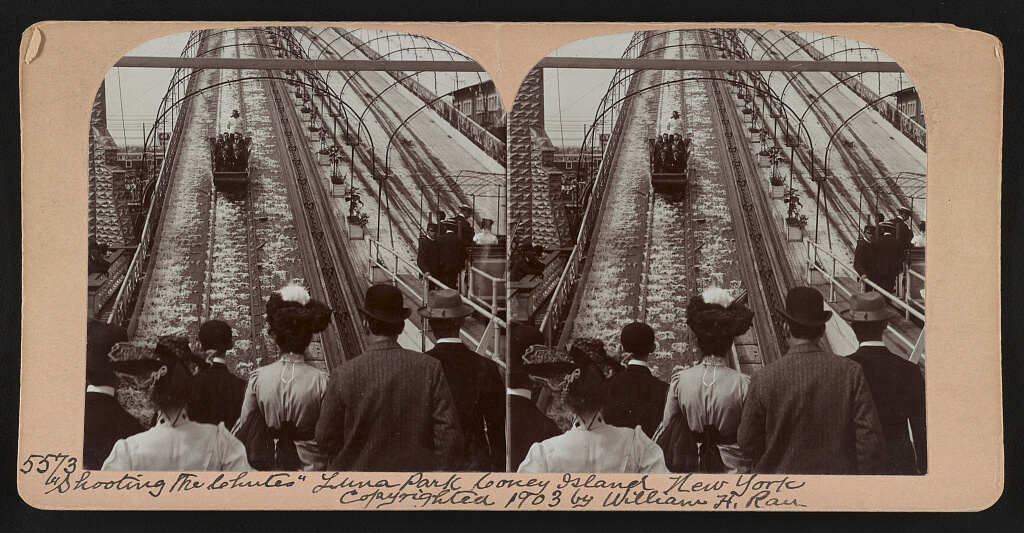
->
<box><xmin>114</xmin><ymin>56</ymin><xmax>904</xmax><ymax>73</ymax></box>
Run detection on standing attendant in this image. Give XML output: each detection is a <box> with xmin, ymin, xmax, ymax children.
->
<box><xmin>226</xmin><ymin>109</ymin><xmax>241</xmax><ymax>136</ymax></box>
<box><xmin>188</xmin><ymin>320</ymin><xmax>246</xmax><ymax>429</ymax></box>
<box><xmin>602</xmin><ymin>322</ymin><xmax>668</xmax><ymax>438</ymax></box>
<box><xmin>316</xmin><ymin>284</ymin><xmax>463</xmax><ymax>471</ymax></box>
<box><xmin>436</xmin><ymin>221</ymin><xmax>467</xmax><ymax>291</ymax></box>
<box><xmin>507</xmin><ymin>324</ymin><xmax>562</xmax><ymax>471</ymax></box>
<box><xmin>83</xmin><ymin>321</ymin><xmax>144</xmax><ymax>470</ymax></box>
<box><xmin>873</xmin><ymin>222</ymin><xmax>902</xmax><ymax>294</ymax></box>
<box><xmin>854</xmin><ymin>225</ymin><xmax>878</xmax><ymax>292</ymax></box>
<box><xmin>841</xmin><ymin>292</ymin><xmax>927</xmax><ymax>475</ymax></box>
<box><xmin>421</xmin><ymin>289</ymin><xmax>505</xmax><ymax>471</ymax></box>
<box><xmin>664</xmin><ymin>110</ymin><xmax>683</xmax><ymax>137</ymax></box>
<box><xmin>417</xmin><ymin>223</ymin><xmax>440</xmax><ymax>290</ymax></box>
<box><xmin>894</xmin><ymin>207</ymin><xmax>913</xmax><ymax>254</ymax></box>
<box><xmin>455</xmin><ymin>204</ymin><xmax>475</xmax><ymax>249</ymax></box>
<box><xmin>737</xmin><ymin>287</ymin><xmax>886</xmax><ymax>474</ymax></box>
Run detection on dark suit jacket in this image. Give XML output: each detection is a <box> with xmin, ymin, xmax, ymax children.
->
<box><xmin>509</xmin><ymin>393</ymin><xmax>562</xmax><ymax>471</ymax></box>
<box><xmin>853</xmin><ymin>238</ymin><xmax>877</xmax><ymax>280</ymax></box>
<box><xmin>436</xmin><ymin>232</ymin><xmax>467</xmax><ymax>274</ymax></box>
<box><xmin>893</xmin><ymin>218</ymin><xmax>912</xmax><ymax>253</ymax></box>
<box><xmin>83</xmin><ymin>392</ymin><xmax>144</xmax><ymax>470</ymax></box>
<box><xmin>426</xmin><ymin>340</ymin><xmax>506</xmax><ymax>471</ymax></box>
<box><xmin>849</xmin><ymin>345</ymin><xmax>927</xmax><ymax>475</ymax></box>
<box><xmin>873</xmin><ymin>232</ymin><xmax>902</xmax><ymax>291</ymax></box>
<box><xmin>316</xmin><ymin>339</ymin><xmax>463</xmax><ymax>471</ymax></box>
<box><xmin>455</xmin><ymin>215</ymin><xmax>474</xmax><ymax>248</ymax></box>
<box><xmin>416</xmin><ymin>235</ymin><xmax>439</xmax><ymax>276</ymax></box>
<box><xmin>602</xmin><ymin>363</ymin><xmax>669</xmax><ymax>438</ymax></box>
<box><xmin>737</xmin><ymin>342</ymin><xmax>887</xmax><ymax>474</ymax></box>
<box><xmin>188</xmin><ymin>362</ymin><xmax>247</xmax><ymax>428</ymax></box>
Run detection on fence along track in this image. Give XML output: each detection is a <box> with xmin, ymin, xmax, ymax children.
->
<box><xmin>254</xmin><ymin>29</ymin><xmax>365</xmax><ymax>368</ymax></box>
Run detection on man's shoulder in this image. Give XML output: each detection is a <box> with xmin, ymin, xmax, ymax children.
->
<box><xmin>431</xmin><ymin>343</ymin><xmax>500</xmax><ymax>370</ymax></box>
<box><xmin>347</xmin><ymin>346</ymin><xmax>440</xmax><ymax>371</ymax></box>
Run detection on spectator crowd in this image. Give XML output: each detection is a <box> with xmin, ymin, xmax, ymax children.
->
<box><xmin>86</xmin><ymin>282</ymin><xmax>505</xmax><ymax>473</ymax></box>
<box><xmin>511</xmin><ymin>285</ymin><xmax>926</xmax><ymax>476</ymax></box>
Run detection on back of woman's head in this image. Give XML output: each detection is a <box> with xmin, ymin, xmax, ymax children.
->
<box><xmin>686</xmin><ymin>287</ymin><xmax>754</xmax><ymax>357</ymax></box>
<box><xmin>562</xmin><ymin>363</ymin><xmax>607</xmax><ymax>416</ymax></box>
<box><xmin>151</xmin><ymin>336</ymin><xmax>194</xmax><ymax>412</ymax></box>
<box><xmin>266</xmin><ymin>284</ymin><xmax>333</xmax><ymax>354</ymax></box>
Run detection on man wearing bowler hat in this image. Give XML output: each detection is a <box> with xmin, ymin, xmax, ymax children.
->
<box><xmin>842</xmin><ymin>292</ymin><xmax>927</xmax><ymax>475</ymax></box>
<box><xmin>738</xmin><ymin>287</ymin><xmax>886</xmax><ymax>474</ymax></box>
<box><xmin>316</xmin><ymin>284</ymin><xmax>463</xmax><ymax>471</ymax></box>
<box><xmin>421</xmin><ymin>289</ymin><xmax>505</xmax><ymax>471</ymax></box>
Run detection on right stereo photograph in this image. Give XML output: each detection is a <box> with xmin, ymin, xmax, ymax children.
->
<box><xmin>506</xmin><ymin>28</ymin><xmax>926</xmax><ymax>476</ymax></box>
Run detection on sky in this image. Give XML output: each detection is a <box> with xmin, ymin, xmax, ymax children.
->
<box><xmin>542</xmin><ymin>31</ymin><xmax>634</xmax><ymax>150</ymax></box>
<box><xmin>103</xmin><ymin>31</ymin><xmax>192</xmax><ymax>148</ymax></box>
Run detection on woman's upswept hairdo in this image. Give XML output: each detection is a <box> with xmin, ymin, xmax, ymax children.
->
<box><xmin>686</xmin><ymin>287</ymin><xmax>755</xmax><ymax>357</ymax></box>
<box><xmin>151</xmin><ymin>336</ymin><xmax>196</xmax><ymax>412</ymax></box>
<box><xmin>266</xmin><ymin>283</ymin><xmax>333</xmax><ymax>354</ymax></box>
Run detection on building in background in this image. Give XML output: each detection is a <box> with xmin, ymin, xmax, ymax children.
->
<box><xmin>895</xmin><ymin>87</ymin><xmax>924</xmax><ymax>127</ymax></box>
<box><xmin>452</xmin><ymin>80</ymin><xmax>506</xmax><ymax>142</ymax></box>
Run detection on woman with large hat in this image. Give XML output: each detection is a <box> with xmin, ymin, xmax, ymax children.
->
<box><xmin>101</xmin><ymin>335</ymin><xmax>251</xmax><ymax>471</ymax></box>
<box><xmin>232</xmin><ymin>283</ymin><xmax>333</xmax><ymax>471</ymax></box>
<box><xmin>657</xmin><ymin>287</ymin><xmax>755</xmax><ymax>474</ymax></box>
<box><xmin>517</xmin><ymin>338</ymin><xmax>668</xmax><ymax>474</ymax></box>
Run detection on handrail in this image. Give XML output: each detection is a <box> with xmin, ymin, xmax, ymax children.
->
<box><xmin>367</xmin><ymin>238</ymin><xmax>506</xmax><ymax>364</ymax></box>
<box><xmin>805</xmin><ymin>239</ymin><xmax>924</xmax><ymax>355</ymax></box>
<box><xmin>806</xmin><ymin>239</ymin><xmax>924</xmax><ymax>321</ymax></box>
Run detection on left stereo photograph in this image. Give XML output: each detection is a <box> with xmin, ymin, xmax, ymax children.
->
<box><xmin>85</xmin><ymin>26</ymin><xmax>508</xmax><ymax>473</ymax></box>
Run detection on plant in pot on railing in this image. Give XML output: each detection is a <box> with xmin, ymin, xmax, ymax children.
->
<box><xmin>783</xmin><ymin>189</ymin><xmax>808</xmax><ymax>228</ymax></box>
<box><xmin>327</xmin><ymin>145</ymin><xmax>344</xmax><ymax>178</ymax></box>
<box><xmin>344</xmin><ymin>187</ymin><xmax>370</xmax><ymax>239</ymax></box>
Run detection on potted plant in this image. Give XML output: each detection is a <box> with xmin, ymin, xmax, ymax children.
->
<box><xmin>770</xmin><ymin>171</ymin><xmax>786</xmax><ymax>198</ymax></box>
<box><xmin>783</xmin><ymin>189</ymin><xmax>807</xmax><ymax>241</ymax></box>
<box><xmin>344</xmin><ymin>186</ymin><xmax>369</xmax><ymax>239</ymax></box>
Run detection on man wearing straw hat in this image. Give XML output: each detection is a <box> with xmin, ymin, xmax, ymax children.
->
<box><xmin>738</xmin><ymin>287</ymin><xmax>886</xmax><ymax>474</ymax></box>
<box><xmin>421</xmin><ymin>289</ymin><xmax>505</xmax><ymax>471</ymax></box>
<box><xmin>842</xmin><ymin>292</ymin><xmax>927</xmax><ymax>475</ymax></box>
<box><xmin>316</xmin><ymin>284</ymin><xmax>463</xmax><ymax>471</ymax></box>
